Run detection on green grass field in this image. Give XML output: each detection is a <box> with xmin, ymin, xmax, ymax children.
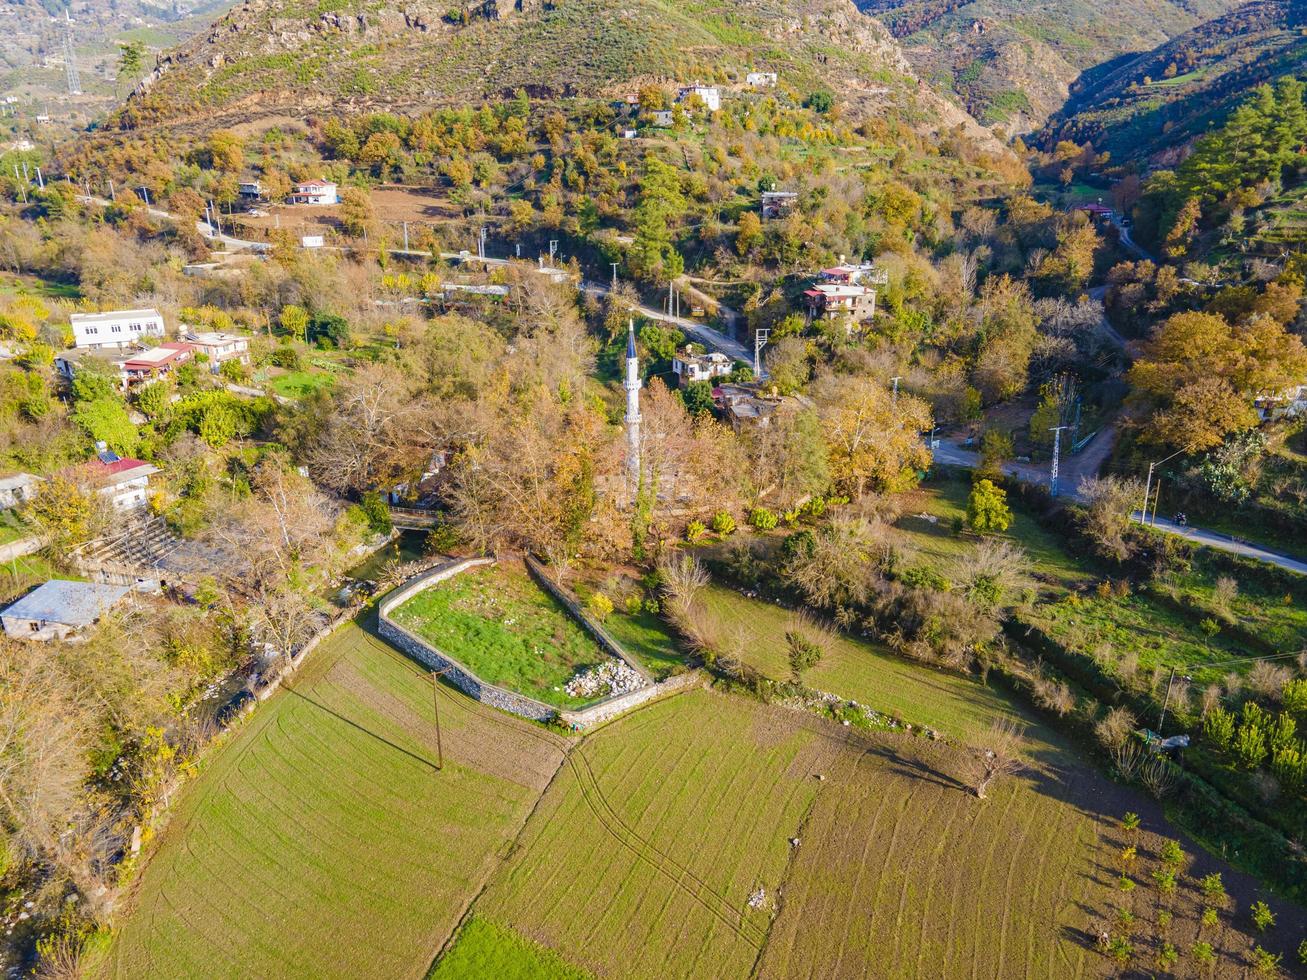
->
<box><xmin>428</xmin><ymin>918</ymin><xmax>592</xmax><ymax>980</ymax></box>
<box><xmin>267</xmin><ymin>370</ymin><xmax>335</xmax><ymax>399</ymax></box>
<box><xmin>700</xmin><ymin>584</ymin><xmax>1018</xmax><ymax>744</ymax></box>
<box><xmin>463</xmin><ymin>688</ymin><xmax>1137</xmax><ymax>979</ymax></box>
<box><xmin>108</xmin><ymin>622</ymin><xmax>568</xmax><ymax>980</ymax></box>
<box><xmin>389</xmin><ymin>560</ymin><xmax>609</xmax><ymax>708</ymax></box>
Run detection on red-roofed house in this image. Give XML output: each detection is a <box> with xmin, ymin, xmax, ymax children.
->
<box><xmin>803</xmin><ymin>283</ymin><xmax>877</xmax><ymax>325</ymax></box>
<box><xmin>289</xmin><ymin>179</ymin><xmax>339</xmax><ymax>205</ymax></box>
<box><xmin>121</xmin><ymin>343</ymin><xmax>194</xmax><ymax>385</ymax></box>
<box><xmin>80</xmin><ymin>457</ymin><xmax>160</xmax><ymax>511</ymax></box>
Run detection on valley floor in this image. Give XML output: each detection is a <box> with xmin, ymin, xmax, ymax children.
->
<box><xmin>104</xmin><ymin>608</ymin><xmax>1306</xmax><ymax>979</ymax></box>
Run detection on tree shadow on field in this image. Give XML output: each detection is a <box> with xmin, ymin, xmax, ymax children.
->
<box><xmin>862</xmin><ymin>742</ymin><xmax>969</xmax><ymax>793</ymax></box>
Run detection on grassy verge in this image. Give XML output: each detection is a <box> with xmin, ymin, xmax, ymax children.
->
<box><xmin>700</xmin><ymin>584</ymin><xmax>1019</xmax><ymax>744</ymax></box>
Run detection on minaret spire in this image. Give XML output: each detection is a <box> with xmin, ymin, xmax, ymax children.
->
<box><xmin>623</xmin><ymin>319</ymin><xmax>641</xmax><ymax>497</ymax></box>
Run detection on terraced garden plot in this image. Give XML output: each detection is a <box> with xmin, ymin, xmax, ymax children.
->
<box><xmin>471</xmin><ymin>689</ymin><xmax>841</xmax><ymax>979</ymax></box>
<box><xmin>389</xmin><ymin>559</ymin><xmax>609</xmax><ymax>709</ymax></box>
<box><xmin>109</xmin><ymin>623</ymin><xmax>567</xmax><ymax>980</ymax></box>
<box><xmin>700</xmin><ymin>584</ymin><xmax>1019</xmax><ymax>743</ymax></box>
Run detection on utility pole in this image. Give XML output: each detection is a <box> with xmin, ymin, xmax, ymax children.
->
<box><xmin>402</xmin><ymin>221</ymin><xmax>409</xmax><ymax>251</ymax></box>
<box><xmin>62</xmin><ymin>8</ymin><xmax>81</xmax><ymax>96</ymax></box>
<box><xmin>548</xmin><ymin>239</ymin><xmax>558</xmax><ymax>266</ymax></box>
<box><xmin>890</xmin><ymin>376</ymin><xmax>901</xmax><ymax>406</ymax></box>
<box><xmin>478</xmin><ymin>226</ymin><xmax>487</xmax><ymax>259</ymax></box>
<box><xmin>610</xmin><ymin>262</ymin><xmax>619</xmax><ymax>289</ymax></box>
<box><xmin>754</xmin><ymin>328</ymin><xmax>769</xmax><ymax>378</ymax></box>
<box><xmin>1049</xmin><ymin>425</ymin><xmax>1069</xmax><ymax>497</ymax></box>
<box><xmin>34</xmin><ymin>167</ymin><xmax>44</xmax><ymax>190</ymax></box>
<box><xmin>515</xmin><ymin>242</ymin><xmax>521</xmax><ymax>259</ymax></box>
<box><xmin>1157</xmin><ymin>666</ymin><xmax>1178</xmax><ymax>733</ymax></box>
<box><xmin>429</xmin><ymin>668</ymin><xmax>449</xmax><ymax>770</ymax></box>
<box><xmin>107</xmin><ymin>178</ymin><xmax>115</xmax><ymax>202</ymax></box>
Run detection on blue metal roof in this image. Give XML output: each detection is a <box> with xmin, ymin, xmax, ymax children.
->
<box><xmin>1</xmin><ymin>580</ymin><xmax>129</xmax><ymax>627</ymax></box>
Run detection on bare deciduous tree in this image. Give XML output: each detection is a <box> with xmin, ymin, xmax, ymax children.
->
<box><xmin>961</xmin><ymin>718</ymin><xmax>1026</xmax><ymax>799</ymax></box>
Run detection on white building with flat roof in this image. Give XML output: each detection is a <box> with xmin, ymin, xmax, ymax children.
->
<box><xmin>184</xmin><ymin>331</ymin><xmax>251</xmax><ymax>372</ymax></box>
<box><xmin>678</xmin><ymin>84</ymin><xmax>720</xmax><ymax>112</ymax></box>
<box><xmin>70</xmin><ymin>309</ymin><xmax>165</xmax><ymax>351</ymax></box>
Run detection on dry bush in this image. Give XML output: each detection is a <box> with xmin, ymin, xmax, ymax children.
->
<box><xmin>1113</xmin><ymin>740</ymin><xmax>1145</xmax><ymax>781</ymax></box>
<box><xmin>1139</xmin><ymin>755</ymin><xmax>1178</xmax><ymax>799</ymax></box>
<box><xmin>1077</xmin><ymin>475</ymin><xmax>1145</xmax><ymax>562</ymax></box>
<box><xmin>1201</xmin><ymin>684</ymin><xmax>1223</xmax><ymax>717</ymax></box>
<box><xmin>1248</xmin><ymin>661</ymin><xmax>1292</xmax><ymax>700</ymax></box>
<box><xmin>1032</xmin><ymin>672</ymin><xmax>1074</xmax><ymax>716</ymax></box>
<box><xmin>1095</xmin><ymin>706</ymin><xmax>1136</xmax><ymax>752</ymax></box>
<box><xmin>1212</xmin><ymin>575</ymin><xmax>1238</xmax><ymax>611</ymax></box>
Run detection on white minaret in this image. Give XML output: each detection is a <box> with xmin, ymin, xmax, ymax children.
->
<box><xmin>623</xmin><ymin>319</ymin><xmax>641</xmax><ymax>495</ymax></box>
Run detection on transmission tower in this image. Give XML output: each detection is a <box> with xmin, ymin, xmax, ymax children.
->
<box><xmin>62</xmin><ymin>8</ymin><xmax>81</xmax><ymax>96</ymax></box>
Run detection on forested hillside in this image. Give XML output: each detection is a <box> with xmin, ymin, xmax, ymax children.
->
<box><xmin>856</xmin><ymin>0</ymin><xmax>1244</xmax><ymax>134</ymax></box>
<box><xmin>1045</xmin><ymin>0</ymin><xmax>1307</xmax><ymax>164</ymax></box>
<box><xmin>114</xmin><ymin>0</ymin><xmax>992</xmax><ymax>148</ymax></box>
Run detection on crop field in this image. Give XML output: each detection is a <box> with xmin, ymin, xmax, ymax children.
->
<box><xmin>700</xmin><ymin>584</ymin><xmax>1019</xmax><ymax>743</ymax></box>
<box><xmin>469</xmin><ymin>688</ymin><xmax>837</xmax><ymax>979</ymax></box>
<box><xmin>389</xmin><ymin>559</ymin><xmax>608</xmax><ymax>708</ymax></box>
<box><xmin>456</xmin><ymin>688</ymin><xmax>1174</xmax><ymax>979</ymax></box>
<box><xmin>108</xmin><ymin>622</ymin><xmax>567</xmax><ymax>980</ymax></box>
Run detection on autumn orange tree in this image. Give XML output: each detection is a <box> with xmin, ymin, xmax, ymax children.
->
<box><xmin>1129</xmin><ymin>310</ymin><xmax>1307</xmax><ymax>450</ymax></box>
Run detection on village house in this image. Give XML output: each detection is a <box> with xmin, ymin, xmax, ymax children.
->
<box><xmin>1</xmin><ymin>579</ymin><xmax>130</xmax><ymax>641</ymax></box>
<box><xmin>121</xmin><ymin>343</ymin><xmax>194</xmax><ymax>385</ymax></box>
<box><xmin>185</xmin><ymin>331</ymin><xmax>252</xmax><ymax>372</ymax></box>
<box><xmin>677</xmin><ymin>84</ymin><xmax>721</xmax><ymax>112</ymax></box>
<box><xmin>1256</xmin><ymin>382</ymin><xmax>1307</xmax><ymax>420</ymax></box>
<box><xmin>0</xmin><ymin>473</ymin><xmax>41</xmax><ymax>509</ymax></box>
<box><xmin>289</xmin><ymin>179</ymin><xmax>339</xmax><ymax>205</ymax></box>
<box><xmin>803</xmin><ymin>282</ymin><xmax>878</xmax><ymax>325</ymax></box>
<box><xmin>746</xmin><ymin>71</ymin><xmax>778</xmax><ymax>88</ymax></box>
<box><xmin>651</xmin><ymin>110</ymin><xmax>675</xmax><ymax>128</ymax></box>
<box><xmin>819</xmin><ymin>261</ymin><xmax>888</xmax><ymax>287</ymax></box>
<box><xmin>761</xmin><ymin>190</ymin><xmax>798</xmax><ymax>220</ymax></box>
<box><xmin>238</xmin><ymin>180</ymin><xmax>263</xmax><ymax>199</ymax></box>
<box><xmin>70</xmin><ymin>308</ymin><xmax>166</xmax><ymax>350</ymax></box>
<box><xmin>79</xmin><ymin>453</ymin><xmax>160</xmax><ymax>511</ymax></box>
<box><xmin>672</xmin><ymin>348</ymin><xmax>733</xmax><ymax>385</ymax></box>
<box><xmin>715</xmin><ymin>384</ymin><xmax>814</xmax><ymax>432</ymax></box>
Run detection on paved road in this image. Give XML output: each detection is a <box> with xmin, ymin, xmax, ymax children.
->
<box><xmin>934</xmin><ymin>432</ymin><xmax>1305</xmax><ymax>574</ymax></box>
<box><xmin>1131</xmin><ymin>514</ymin><xmax>1307</xmax><ymax>576</ymax></box>
<box><xmin>1107</xmin><ymin>211</ymin><xmax>1156</xmax><ymax>263</ymax></box>
<box><xmin>582</xmin><ymin>280</ymin><xmax>755</xmax><ymax>368</ymax></box>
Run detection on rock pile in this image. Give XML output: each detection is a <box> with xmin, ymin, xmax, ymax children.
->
<box><xmin>564</xmin><ymin>658</ymin><xmax>645</xmax><ymax>699</ymax></box>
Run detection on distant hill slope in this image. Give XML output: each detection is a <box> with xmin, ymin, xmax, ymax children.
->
<box><xmin>856</xmin><ymin>0</ymin><xmax>1246</xmax><ymax>135</ymax></box>
<box><xmin>115</xmin><ymin>0</ymin><xmax>993</xmax><ymax>144</ymax></box>
<box><xmin>1043</xmin><ymin>0</ymin><xmax>1307</xmax><ymax>164</ymax></box>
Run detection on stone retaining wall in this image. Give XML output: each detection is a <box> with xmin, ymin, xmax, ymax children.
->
<box><xmin>378</xmin><ymin>557</ymin><xmax>557</xmax><ymax>723</ymax></box>
<box><xmin>523</xmin><ymin>554</ymin><xmax>653</xmax><ymax>683</ymax></box>
<box><xmin>378</xmin><ymin>556</ymin><xmax>698</xmax><ymax>728</ymax></box>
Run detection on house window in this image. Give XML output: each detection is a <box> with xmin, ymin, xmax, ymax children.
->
<box><xmin>29</xmin><ymin>621</ymin><xmax>39</xmax><ymax>632</ymax></box>
<box><xmin>86</xmin><ymin>327</ymin><xmax>98</xmax><ymax>334</ymax></box>
<box><xmin>111</xmin><ymin>325</ymin><xmax>122</xmax><ymax>333</ymax></box>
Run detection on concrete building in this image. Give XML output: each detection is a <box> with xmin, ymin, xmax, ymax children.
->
<box><xmin>1256</xmin><ymin>383</ymin><xmax>1307</xmax><ymax>420</ymax></box>
<box><xmin>121</xmin><ymin>343</ymin><xmax>194</xmax><ymax>385</ymax></box>
<box><xmin>746</xmin><ymin>71</ymin><xmax>778</xmax><ymax>88</ymax></box>
<box><xmin>651</xmin><ymin>110</ymin><xmax>674</xmax><ymax>128</ymax></box>
<box><xmin>70</xmin><ymin>308</ymin><xmax>165</xmax><ymax>351</ymax></box>
<box><xmin>289</xmin><ymin>179</ymin><xmax>338</xmax><ymax>205</ymax></box>
<box><xmin>819</xmin><ymin>262</ymin><xmax>888</xmax><ymax>287</ymax></box>
<box><xmin>672</xmin><ymin>348</ymin><xmax>733</xmax><ymax>385</ymax></box>
<box><xmin>0</xmin><ymin>473</ymin><xmax>41</xmax><ymax>509</ymax></box>
<box><xmin>238</xmin><ymin>180</ymin><xmax>263</xmax><ymax>199</ymax></box>
<box><xmin>803</xmin><ymin>282</ymin><xmax>877</xmax><ymax>325</ymax></box>
<box><xmin>678</xmin><ymin>84</ymin><xmax>721</xmax><ymax>112</ymax></box>
<box><xmin>79</xmin><ymin>455</ymin><xmax>159</xmax><ymax>511</ymax></box>
<box><xmin>1</xmin><ymin>579</ymin><xmax>130</xmax><ymax>640</ymax></box>
<box><xmin>761</xmin><ymin>190</ymin><xmax>798</xmax><ymax>220</ymax></box>
<box><xmin>184</xmin><ymin>331</ymin><xmax>251</xmax><ymax>372</ymax></box>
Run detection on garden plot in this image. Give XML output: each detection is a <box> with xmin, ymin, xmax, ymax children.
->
<box><xmin>388</xmin><ymin>559</ymin><xmax>613</xmax><ymax>709</ymax></box>
<box><xmin>109</xmin><ymin>623</ymin><xmax>566</xmax><ymax>980</ymax></box>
